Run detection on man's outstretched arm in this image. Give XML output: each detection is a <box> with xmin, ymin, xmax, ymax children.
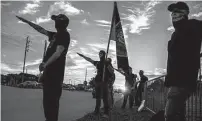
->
<box><xmin>16</xmin><ymin>16</ymin><xmax>50</xmax><ymax>36</ymax></box>
<box><xmin>77</xmin><ymin>53</ymin><xmax>95</xmax><ymax>65</ymax></box>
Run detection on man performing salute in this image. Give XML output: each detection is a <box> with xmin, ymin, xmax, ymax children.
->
<box><xmin>16</xmin><ymin>14</ymin><xmax>70</xmax><ymax>121</ymax></box>
<box><xmin>165</xmin><ymin>2</ymin><xmax>202</xmax><ymax>121</ymax></box>
<box><xmin>115</xmin><ymin>67</ymin><xmax>137</xmax><ymax>109</ymax></box>
<box><xmin>77</xmin><ymin>51</ymin><xmax>114</xmax><ymax>118</ymax></box>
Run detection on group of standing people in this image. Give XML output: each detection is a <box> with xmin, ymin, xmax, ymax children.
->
<box><xmin>78</xmin><ymin>51</ymin><xmax>148</xmax><ymax>118</ymax></box>
<box><xmin>15</xmin><ymin>1</ymin><xmax>202</xmax><ymax>121</ymax></box>
<box><xmin>114</xmin><ymin>68</ymin><xmax>148</xmax><ymax>110</ymax></box>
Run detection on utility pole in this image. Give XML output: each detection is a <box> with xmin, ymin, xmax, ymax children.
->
<box><xmin>22</xmin><ymin>36</ymin><xmax>31</xmax><ymax>83</ymax></box>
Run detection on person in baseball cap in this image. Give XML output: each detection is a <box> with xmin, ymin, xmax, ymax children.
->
<box><xmin>51</xmin><ymin>14</ymin><xmax>69</xmax><ymax>31</ymax></box>
<box><xmin>164</xmin><ymin>1</ymin><xmax>202</xmax><ymax>121</ymax></box>
<box><xmin>167</xmin><ymin>2</ymin><xmax>190</xmax><ymax>29</ymax></box>
<box><xmin>16</xmin><ymin>13</ymin><xmax>71</xmax><ymax>121</ymax></box>
<box><xmin>168</xmin><ymin>2</ymin><xmax>189</xmax><ymax>14</ymax></box>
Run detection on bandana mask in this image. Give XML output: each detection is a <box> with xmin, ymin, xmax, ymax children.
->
<box><xmin>171</xmin><ymin>9</ymin><xmax>188</xmax><ymax>22</ymax></box>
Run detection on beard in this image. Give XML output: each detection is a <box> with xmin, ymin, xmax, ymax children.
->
<box><xmin>172</xmin><ymin>16</ymin><xmax>188</xmax><ymax>30</ymax></box>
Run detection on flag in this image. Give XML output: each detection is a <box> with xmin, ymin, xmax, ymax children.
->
<box><xmin>109</xmin><ymin>2</ymin><xmax>130</xmax><ymax>74</ymax></box>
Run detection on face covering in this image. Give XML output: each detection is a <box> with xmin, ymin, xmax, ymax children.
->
<box><xmin>171</xmin><ymin>9</ymin><xmax>188</xmax><ymax>30</ymax></box>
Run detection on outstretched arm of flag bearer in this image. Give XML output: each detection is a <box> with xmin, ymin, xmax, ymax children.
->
<box><xmin>16</xmin><ymin>16</ymin><xmax>51</xmax><ymax>39</ymax></box>
<box><xmin>77</xmin><ymin>53</ymin><xmax>95</xmax><ymax>65</ymax></box>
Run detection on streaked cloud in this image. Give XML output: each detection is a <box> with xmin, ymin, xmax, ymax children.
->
<box><xmin>95</xmin><ymin>20</ymin><xmax>111</xmax><ymax>25</ymax></box>
<box><xmin>25</xmin><ymin>59</ymin><xmax>42</xmax><ymax>67</ymax></box>
<box><xmin>19</xmin><ymin>2</ymin><xmax>41</xmax><ymax>15</ymax></box>
<box><xmin>1</xmin><ymin>63</ymin><xmax>22</xmax><ymax>74</ymax></box>
<box><xmin>191</xmin><ymin>12</ymin><xmax>202</xmax><ymax>18</ymax></box>
<box><xmin>123</xmin><ymin>1</ymin><xmax>161</xmax><ymax>34</ymax></box>
<box><xmin>96</xmin><ymin>24</ymin><xmax>111</xmax><ymax>27</ymax></box>
<box><xmin>95</xmin><ymin>20</ymin><xmax>111</xmax><ymax>27</ymax></box>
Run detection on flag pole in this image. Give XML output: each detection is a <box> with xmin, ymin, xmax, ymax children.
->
<box><xmin>102</xmin><ymin>1</ymin><xmax>116</xmax><ymax>82</ymax></box>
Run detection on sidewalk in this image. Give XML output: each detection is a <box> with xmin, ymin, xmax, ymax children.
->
<box><xmin>72</xmin><ymin>98</ymin><xmax>153</xmax><ymax>121</ymax></box>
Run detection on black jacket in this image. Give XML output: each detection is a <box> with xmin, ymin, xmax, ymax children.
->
<box><xmin>165</xmin><ymin>19</ymin><xmax>202</xmax><ymax>91</ymax></box>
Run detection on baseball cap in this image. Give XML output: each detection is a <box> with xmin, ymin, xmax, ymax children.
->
<box><xmin>51</xmin><ymin>14</ymin><xmax>69</xmax><ymax>24</ymax></box>
<box><xmin>168</xmin><ymin>2</ymin><xmax>189</xmax><ymax>13</ymax></box>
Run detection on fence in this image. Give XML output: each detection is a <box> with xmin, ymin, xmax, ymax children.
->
<box><xmin>143</xmin><ymin>75</ymin><xmax>202</xmax><ymax>121</ymax></box>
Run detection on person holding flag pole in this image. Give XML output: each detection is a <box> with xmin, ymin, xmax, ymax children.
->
<box><xmin>114</xmin><ymin>67</ymin><xmax>137</xmax><ymax>109</ymax></box>
<box><xmin>77</xmin><ymin>52</ymin><xmax>114</xmax><ymax>118</ymax></box>
<box><xmin>108</xmin><ymin>1</ymin><xmax>133</xmax><ymax>111</ymax></box>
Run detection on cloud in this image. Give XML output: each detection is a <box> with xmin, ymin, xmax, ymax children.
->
<box><xmin>95</xmin><ymin>20</ymin><xmax>111</xmax><ymax>25</ymax></box>
<box><xmin>19</xmin><ymin>2</ymin><xmax>40</xmax><ymax>15</ymax></box>
<box><xmin>25</xmin><ymin>59</ymin><xmax>42</xmax><ymax>67</ymax></box>
<box><xmin>123</xmin><ymin>1</ymin><xmax>161</xmax><ymax>34</ymax></box>
<box><xmin>154</xmin><ymin>68</ymin><xmax>166</xmax><ymax>75</ymax></box>
<box><xmin>167</xmin><ymin>26</ymin><xmax>174</xmax><ymax>32</ymax></box>
<box><xmin>35</xmin><ymin>16</ymin><xmax>51</xmax><ymax>24</ymax></box>
<box><xmin>18</xmin><ymin>21</ymin><xmax>26</xmax><ymax>24</ymax></box>
<box><xmin>31</xmin><ymin>1</ymin><xmax>84</xmax><ymax>24</ymax></box>
<box><xmin>1</xmin><ymin>63</ymin><xmax>27</xmax><ymax>74</ymax></box>
<box><xmin>70</xmin><ymin>39</ymin><xmax>78</xmax><ymax>47</ymax></box>
<box><xmin>96</xmin><ymin>24</ymin><xmax>111</xmax><ymax>27</ymax></box>
<box><xmin>191</xmin><ymin>12</ymin><xmax>202</xmax><ymax>18</ymax></box>
<box><xmin>48</xmin><ymin>1</ymin><xmax>84</xmax><ymax>16</ymax></box>
<box><xmin>95</xmin><ymin>20</ymin><xmax>111</xmax><ymax>27</ymax></box>
<box><xmin>32</xmin><ymin>0</ymin><xmax>41</xmax><ymax>4</ymax></box>
<box><xmin>81</xmin><ymin>19</ymin><xmax>89</xmax><ymax>25</ymax></box>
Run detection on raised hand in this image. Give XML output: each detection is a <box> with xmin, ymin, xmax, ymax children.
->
<box><xmin>77</xmin><ymin>52</ymin><xmax>94</xmax><ymax>64</ymax></box>
<box><xmin>77</xmin><ymin>53</ymin><xmax>84</xmax><ymax>57</ymax></box>
<box><xmin>16</xmin><ymin>15</ymin><xmax>49</xmax><ymax>36</ymax></box>
<box><xmin>16</xmin><ymin>16</ymin><xmax>29</xmax><ymax>23</ymax></box>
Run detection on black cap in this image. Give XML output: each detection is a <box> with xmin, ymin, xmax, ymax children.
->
<box><xmin>139</xmin><ymin>70</ymin><xmax>144</xmax><ymax>73</ymax></box>
<box><xmin>99</xmin><ymin>50</ymin><xmax>106</xmax><ymax>54</ymax></box>
<box><xmin>51</xmin><ymin>14</ymin><xmax>69</xmax><ymax>24</ymax></box>
<box><xmin>168</xmin><ymin>2</ymin><xmax>189</xmax><ymax>13</ymax></box>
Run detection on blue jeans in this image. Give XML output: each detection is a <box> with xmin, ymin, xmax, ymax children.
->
<box><xmin>164</xmin><ymin>87</ymin><xmax>191</xmax><ymax>121</ymax></box>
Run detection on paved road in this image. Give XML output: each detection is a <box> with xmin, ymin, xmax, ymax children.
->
<box><xmin>1</xmin><ymin>86</ymin><xmax>122</xmax><ymax>121</ymax></box>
